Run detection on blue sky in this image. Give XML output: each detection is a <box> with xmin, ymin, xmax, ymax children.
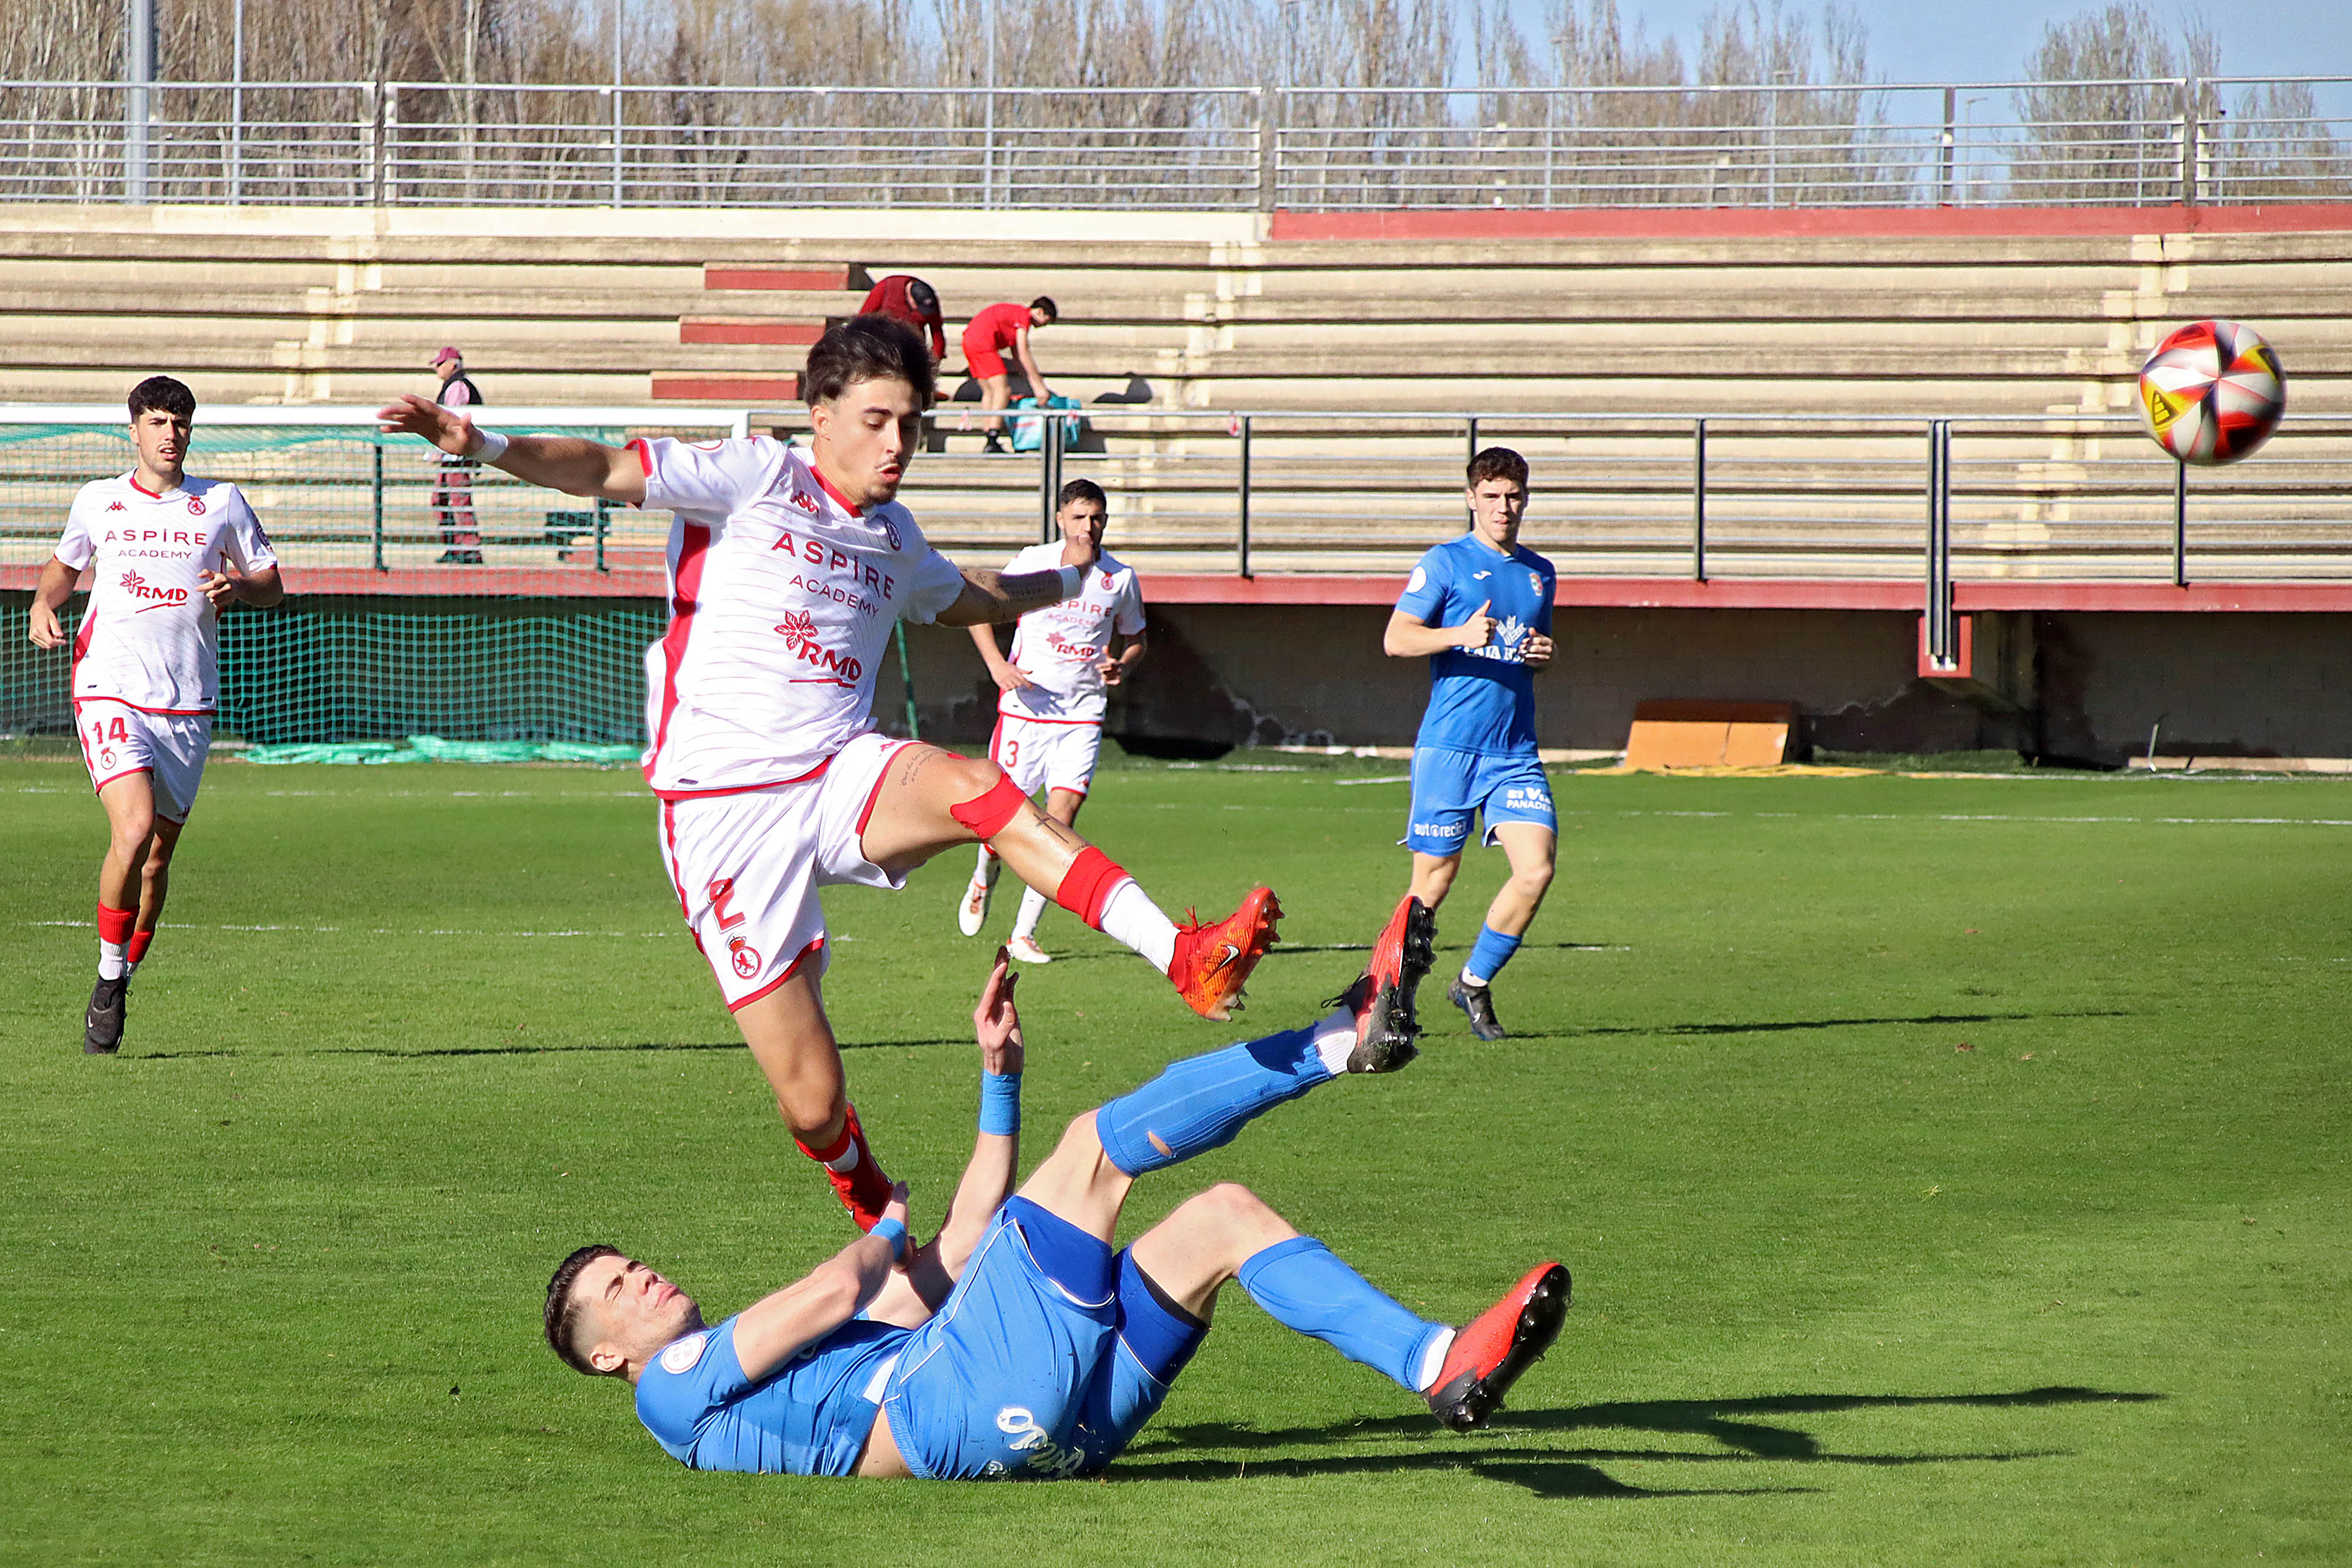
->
<box><xmin>1497</xmin><ymin>1</ymin><xmax>2351</xmax><ymax>83</ymax></box>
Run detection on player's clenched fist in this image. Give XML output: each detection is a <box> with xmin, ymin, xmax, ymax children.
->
<box><xmin>1519</xmin><ymin>632</ymin><xmax>1554</xmax><ymax>668</ymax></box>
<box><xmin>27</xmin><ymin>599</ymin><xmax>63</xmax><ymax>648</ymax></box>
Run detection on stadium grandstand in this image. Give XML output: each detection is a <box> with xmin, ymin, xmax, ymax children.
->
<box><xmin>1</xmin><ymin>24</ymin><xmax>2349</xmax><ymax>767</ymax></box>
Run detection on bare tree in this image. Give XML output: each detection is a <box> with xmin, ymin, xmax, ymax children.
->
<box><xmin>2011</xmin><ymin>3</ymin><xmax>2217</xmax><ymax>204</ymax></box>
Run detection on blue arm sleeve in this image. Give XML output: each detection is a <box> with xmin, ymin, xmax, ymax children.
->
<box><xmin>1394</xmin><ymin>548</ymin><xmax>1451</xmax><ymax>623</ymax></box>
<box><xmin>634</xmin><ymin>1318</ymin><xmax>752</xmax><ymax>1450</ymax></box>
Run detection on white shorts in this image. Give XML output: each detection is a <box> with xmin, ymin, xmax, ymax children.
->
<box><xmin>75</xmin><ymin>698</ymin><xmax>209</xmax><ymax>822</ymax></box>
<box><xmin>991</xmin><ymin>713</ymin><xmax>1104</xmax><ymax>799</ymax></box>
<box><xmin>655</xmin><ymin>730</ymin><xmax>915</xmax><ymax>1012</ymax></box>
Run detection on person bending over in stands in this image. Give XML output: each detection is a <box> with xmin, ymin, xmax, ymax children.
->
<box><xmin>25</xmin><ymin>374</ymin><xmax>284</xmax><ymax>1054</ymax></box>
<box><xmin>543</xmin><ymin>896</ymin><xmax>1574</xmax><ymax>1479</ymax></box>
<box><xmin>961</xmin><ymin>296</ymin><xmax>1057</xmax><ymax>455</ymax></box>
<box><xmin>378</xmin><ymin>315</ymin><xmax>1278</xmax><ymax>1231</ymax></box>
<box><xmin>860</xmin><ymin>275</ymin><xmax>945</xmax><ymax>363</ymax></box>
<box><xmin>958</xmin><ymin>478</ymin><xmax>1148</xmax><ymax>963</ymax></box>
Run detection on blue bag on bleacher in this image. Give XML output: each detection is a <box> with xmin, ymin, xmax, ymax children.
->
<box><xmin>1010</xmin><ymin>394</ymin><xmax>1084</xmax><ymax>453</ymax></box>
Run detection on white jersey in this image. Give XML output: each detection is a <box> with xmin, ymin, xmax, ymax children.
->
<box><xmin>998</xmin><ymin>541</ymin><xmax>1146</xmax><ymax>724</ymax></box>
<box><xmin>56</xmin><ymin>472</ymin><xmax>277</xmax><ymax>713</ymax></box>
<box><xmin>635</xmin><ymin>436</ymin><xmax>966</xmax><ymax>797</ymax></box>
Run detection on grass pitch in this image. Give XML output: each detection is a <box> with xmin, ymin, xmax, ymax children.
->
<box><xmin>1</xmin><ymin>754</ymin><xmax>2347</xmax><ymax>1566</ymax></box>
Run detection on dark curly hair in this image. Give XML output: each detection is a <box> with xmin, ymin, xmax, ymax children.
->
<box><xmin>805</xmin><ymin>314</ymin><xmax>936</xmax><ymax>408</ymax></box>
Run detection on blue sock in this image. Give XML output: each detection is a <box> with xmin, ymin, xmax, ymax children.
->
<box><xmin>1462</xmin><ymin>924</ymin><xmax>1523</xmax><ymax>986</ymax></box>
<box><xmin>1094</xmin><ymin>1028</ymin><xmax>1331</xmax><ymax>1177</ymax></box>
<box><xmin>1236</xmin><ymin>1236</ymin><xmax>1448</xmax><ymax>1393</ymax></box>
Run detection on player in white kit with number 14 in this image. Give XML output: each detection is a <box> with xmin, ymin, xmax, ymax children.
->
<box><xmin>25</xmin><ymin>375</ymin><xmax>285</xmax><ymax>1054</ymax></box>
<box><xmin>959</xmin><ymin>479</ymin><xmax>1146</xmax><ymax>962</ymax></box>
<box><xmin>378</xmin><ymin>318</ymin><xmax>1279</xmax><ymax>1233</ymax></box>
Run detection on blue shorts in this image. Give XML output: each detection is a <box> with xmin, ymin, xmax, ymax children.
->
<box><xmin>880</xmin><ymin>1197</ymin><xmax>1205</xmax><ymax>1481</ymax></box>
<box><xmin>1402</xmin><ymin>745</ymin><xmax>1556</xmax><ymax>857</ymax></box>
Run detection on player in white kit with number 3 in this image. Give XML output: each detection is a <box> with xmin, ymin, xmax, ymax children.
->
<box><xmin>378</xmin><ymin>318</ymin><xmax>1279</xmax><ymax>1233</ymax></box>
<box><xmin>25</xmin><ymin>375</ymin><xmax>285</xmax><ymax>1055</ymax></box>
<box><xmin>958</xmin><ymin>478</ymin><xmax>1146</xmax><ymax>963</ymax></box>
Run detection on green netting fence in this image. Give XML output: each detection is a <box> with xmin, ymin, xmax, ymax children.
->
<box><xmin>3</xmin><ymin>595</ymin><xmax>664</xmax><ymax>747</ymax></box>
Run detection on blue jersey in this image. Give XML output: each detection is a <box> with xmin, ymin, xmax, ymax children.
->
<box><xmin>1395</xmin><ymin>534</ymin><xmax>1555</xmax><ymax>756</ymax></box>
<box><xmin>635</xmin><ymin>1313</ymin><xmax>909</xmax><ymax>1475</ymax></box>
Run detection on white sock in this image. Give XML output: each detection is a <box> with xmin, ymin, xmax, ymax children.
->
<box><xmin>1012</xmin><ymin>885</ymin><xmax>1048</xmax><ymax>942</ymax></box>
<box><xmin>98</xmin><ymin>940</ymin><xmax>128</xmax><ymax>981</ymax></box>
<box><xmin>1459</xmin><ymin>965</ymin><xmax>1490</xmax><ymax>989</ymax></box>
<box><xmin>1097</xmin><ymin>877</ymin><xmax>1178</xmax><ymax>974</ymax></box>
<box><xmin>1309</xmin><ymin>1007</ymin><xmax>1360</xmax><ymax>1075</ymax></box>
<box><xmin>1415</xmin><ymin>1327</ymin><xmax>1458</xmax><ymax>1391</ymax></box>
<box><xmin>973</xmin><ymin>845</ymin><xmax>996</xmax><ymax>886</ymax></box>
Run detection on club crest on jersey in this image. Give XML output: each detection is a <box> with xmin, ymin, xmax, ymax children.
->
<box><xmin>118</xmin><ymin>569</ymin><xmax>188</xmax><ymax>607</ymax></box>
<box><xmin>882</xmin><ymin>518</ymin><xmax>901</xmax><ymax>551</ymax></box>
<box><xmin>187</xmin><ymin>496</ymin><xmax>205</xmax><ymax>515</ymax></box>
<box><xmin>728</xmin><ymin>937</ymin><xmax>761</xmax><ymax>978</ymax></box>
<box><xmin>1100</xmin><ymin>571</ymin><xmax>1115</xmax><ymax>590</ymax></box>
<box><xmin>659</xmin><ymin>1332</ymin><xmax>710</xmax><ymax>1373</ymax></box>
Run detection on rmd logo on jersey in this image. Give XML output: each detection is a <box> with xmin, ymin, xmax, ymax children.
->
<box><xmin>773</xmin><ymin>611</ymin><xmax>864</xmax><ymax>685</ymax></box>
<box><xmin>118</xmin><ymin>569</ymin><xmax>189</xmax><ymax>610</ymax></box>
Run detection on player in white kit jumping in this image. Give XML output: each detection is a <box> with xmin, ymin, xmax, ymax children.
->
<box><xmin>25</xmin><ymin>375</ymin><xmax>284</xmax><ymax>1054</ymax></box>
<box><xmin>377</xmin><ymin>317</ymin><xmax>1279</xmax><ymax>1232</ymax></box>
<box><xmin>958</xmin><ymin>478</ymin><xmax>1146</xmax><ymax>963</ymax></box>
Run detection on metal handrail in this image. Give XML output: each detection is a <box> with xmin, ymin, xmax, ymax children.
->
<box><xmin>0</xmin><ymin>74</ymin><xmax>2340</xmax><ymax>211</ymax></box>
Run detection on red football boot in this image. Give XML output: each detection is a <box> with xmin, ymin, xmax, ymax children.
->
<box><xmin>1328</xmin><ymin>893</ymin><xmax>1436</xmax><ymax>1073</ymax></box>
<box><xmin>1424</xmin><ymin>1262</ymin><xmax>1572</xmax><ymax>1432</ymax></box>
<box><xmin>796</xmin><ymin>1102</ymin><xmax>896</xmax><ymax>1232</ymax></box>
<box><xmin>1167</xmin><ymin>886</ymin><xmax>1282</xmax><ymax>1021</ymax></box>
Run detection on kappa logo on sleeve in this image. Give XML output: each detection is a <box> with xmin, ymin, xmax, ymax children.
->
<box><xmin>659</xmin><ymin>1331</ymin><xmax>710</xmax><ymax>1374</ymax></box>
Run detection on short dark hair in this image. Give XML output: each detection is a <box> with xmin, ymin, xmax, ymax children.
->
<box><xmin>129</xmin><ymin>375</ymin><xmax>195</xmax><ymax>424</ymax></box>
<box><xmin>1467</xmin><ymin>446</ymin><xmax>1528</xmax><ymax>490</ymax></box>
<box><xmin>544</xmin><ymin>1244</ymin><xmax>623</xmax><ymax>1377</ymax></box>
<box><xmin>1057</xmin><ymin>478</ymin><xmax>1106</xmax><ymax>511</ymax></box>
<box><xmin>1030</xmin><ymin>296</ymin><xmax>1059</xmax><ymax>322</ymax></box>
<box><xmin>805</xmin><ymin>315</ymin><xmax>936</xmax><ymax>408</ymax></box>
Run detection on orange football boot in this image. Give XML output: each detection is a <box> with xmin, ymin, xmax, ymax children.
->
<box><xmin>1328</xmin><ymin>893</ymin><xmax>1436</xmax><ymax>1073</ymax></box>
<box><xmin>1167</xmin><ymin>886</ymin><xmax>1282</xmax><ymax>1021</ymax></box>
<box><xmin>1424</xmin><ymin>1262</ymin><xmax>1572</xmax><ymax>1432</ymax></box>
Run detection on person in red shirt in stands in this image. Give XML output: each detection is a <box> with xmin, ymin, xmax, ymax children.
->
<box><xmin>961</xmin><ymin>297</ymin><xmax>1057</xmax><ymax>455</ymax></box>
<box><xmin>860</xmin><ymin>275</ymin><xmax>945</xmax><ymax>362</ymax></box>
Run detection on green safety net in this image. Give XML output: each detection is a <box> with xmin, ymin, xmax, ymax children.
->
<box><xmin>244</xmin><ymin>737</ymin><xmax>643</xmax><ymax>766</ymax></box>
<box><xmin>2</xmin><ymin>597</ymin><xmax>665</xmax><ymax>746</ymax></box>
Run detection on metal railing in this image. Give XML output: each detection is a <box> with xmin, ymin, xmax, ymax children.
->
<box><xmin>0</xmin><ymin>76</ymin><xmax>2344</xmax><ymax>210</ymax></box>
<box><xmin>5</xmin><ymin>407</ymin><xmax>2347</xmax><ymax>612</ymax></box>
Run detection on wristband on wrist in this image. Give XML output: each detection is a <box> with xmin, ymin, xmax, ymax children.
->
<box><xmin>979</xmin><ymin>1070</ymin><xmax>1023</xmax><ymax>1136</ymax></box>
<box><xmin>868</xmin><ymin>1216</ymin><xmax>908</xmax><ymax>1263</ymax></box>
<box><xmin>469</xmin><ymin>428</ymin><xmax>509</xmax><ymax>464</ymax></box>
<box><xmin>1054</xmin><ymin>564</ymin><xmax>1083</xmax><ymax>600</ymax></box>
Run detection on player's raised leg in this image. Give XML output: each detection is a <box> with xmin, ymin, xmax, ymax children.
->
<box><xmin>860</xmin><ymin>743</ymin><xmax>1279</xmax><ymax>1022</ymax></box>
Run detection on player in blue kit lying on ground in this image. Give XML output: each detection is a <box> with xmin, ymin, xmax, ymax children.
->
<box><xmin>543</xmin><ymin>894</ymin><xmax>1572</xmax><ymax>1479</ymax></box>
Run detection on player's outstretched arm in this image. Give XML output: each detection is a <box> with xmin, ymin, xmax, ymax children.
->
<box><xmin>375</xmin><ymin>393</ymin><xmax>647</xmax><ymax>506</ymax></box>
<box><xmin>875</xmin><ymin>950</ymin><xmax>1027</xmax><ymax>1321</ymax></box>
<box><xmin>25</xmin><ymin>556</ymin><xmax>79</xmax><ymax>648</ymax></box>
<box><xmin>935</xmin><ymin>559</ymin><xmax>1090</xmax><ymax>627</ymax></box>
<box><xmin>730</xmin><ymin>1182</ymin><xmax>912</xmax><ymax>1381</ymax></box>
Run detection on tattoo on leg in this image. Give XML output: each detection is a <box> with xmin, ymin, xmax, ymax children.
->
<box><xmin>1033</xmin><ymin>810</ymin><xmax>1084</xmax><ymax>851</ymax></box>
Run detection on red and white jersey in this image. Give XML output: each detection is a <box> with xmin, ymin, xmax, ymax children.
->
<box><xmin>55</xmin><ymin>472</ymin><xmax>277</xmax><ymax>714</ymax></box>
<box><xmin>636</xmin><ymin>436</ymin><xmax>966</xmax><ymax>797</ymax></box>
<box><xmin>998</xmin><ymin>541</ymin><xmax>1145</xmax><ymax>724</ymax></box>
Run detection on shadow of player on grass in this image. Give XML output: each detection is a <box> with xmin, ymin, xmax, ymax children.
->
<box><xmin>1111</xmin><ymin>1387</ymin><xmax>2161</xmax><ymax>1498</ymax></box>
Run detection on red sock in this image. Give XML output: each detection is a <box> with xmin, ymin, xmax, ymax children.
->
<box><xmin>1053</xmin><ymin>846</ymin><xmax>1129</xmax><ymax>929</ymax></box>
<box><xmin>949</xmin><ymin>771</ymin><xmax>1029</xmax><ymax>839</ymax></box>
<box><xmin>125</xmin><ymin>929</ymin><xmax>153</xmax><ymax>965</ymax></box>
<box><xmin>96</xmin><ymin>903</ymin><xmax>136</xmax><ymax>946</ymax></box>
<box><xmin>796</xmin><ymin>1103</ymin><xmax>894</xmax><ymax>1231</ymax></box>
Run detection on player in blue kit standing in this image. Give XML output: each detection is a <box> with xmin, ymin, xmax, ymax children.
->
<box><xmin>1383</xmin><ymin>446</ymin><xmax>1557</xmax><ymax>1041</ymax></box>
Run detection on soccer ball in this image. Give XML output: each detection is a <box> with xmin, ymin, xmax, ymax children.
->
<box><xmin>2135</xmin><ymin>319</ymin><xmax>2286</xmax><ymax>466</ymax></box>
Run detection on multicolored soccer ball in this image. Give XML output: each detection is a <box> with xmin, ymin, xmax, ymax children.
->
<box><xmin>2135</xmin><ymin>319</ymin><xmax>2286</xmax><ymax>465</ymax></box>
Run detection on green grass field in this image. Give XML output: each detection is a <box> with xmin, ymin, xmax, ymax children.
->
<box><xmin>2</xmin><ymin>753</ymin><xmax>2347</xmax><ymax>1566</ymax></box>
